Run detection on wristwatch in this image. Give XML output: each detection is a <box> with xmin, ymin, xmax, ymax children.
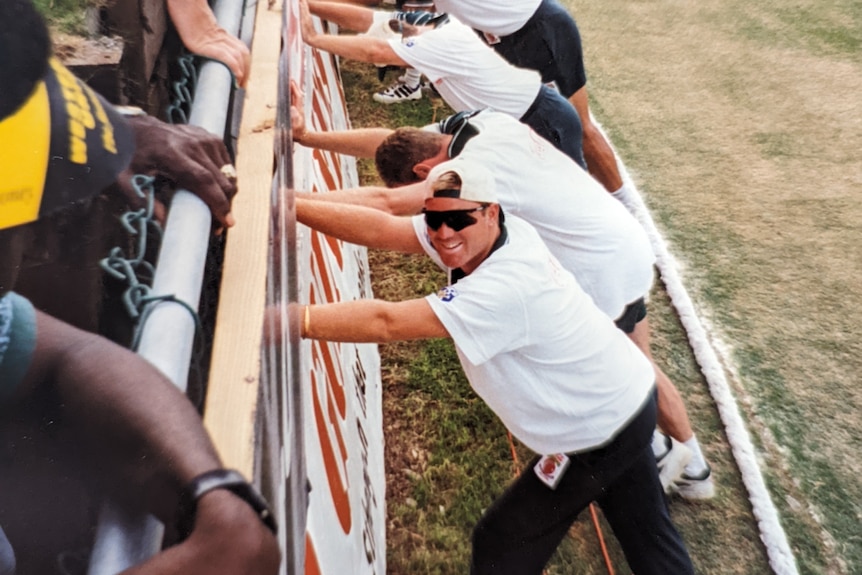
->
<box><xmin>176</xmin><ymin>469</ymin><xmax>278</xmax><ymax>541</ymax></box>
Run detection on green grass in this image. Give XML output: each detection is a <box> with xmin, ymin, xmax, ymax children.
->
<box><xmin>33</xmin><ymin>0</ymin><xmax>94</xmax><ymax>35</ymax></box>
<box><xmin>340</xmin><ymin>33</ymin><xmax>775</xmax><ymax>570</ymax></box>
<box><xmin>569</xmin><ymin>0</ymin><xmax>862</xmax><ymax>571</ymax></box>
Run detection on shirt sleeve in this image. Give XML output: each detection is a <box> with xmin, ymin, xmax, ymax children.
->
<box><xmin>0</xmin><ymin>291</ymin><xmax>38</xmax><ymax>403</ymax></box>
<box><xmin>388</xmin><ymin>24</ymin><xmax>471</xmax><ymax>83</ymax></box>
<box><xmin>425</xmin><ymin>265</ymin><xmax>528</xmax><ymax>365</ymax></box>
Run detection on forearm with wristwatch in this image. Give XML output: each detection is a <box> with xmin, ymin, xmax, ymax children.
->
<box><xmin>175</xmin><ymin>469</ymin><xmax>277</xmax><ymax>541</ymax></box>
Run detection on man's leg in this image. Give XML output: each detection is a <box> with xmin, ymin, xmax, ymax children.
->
<box><xmin>598</xmin><ymin>442</ymin><xmax>696</xmax><ymax>575</ymax></box>
<box><xmin>470</xmin><ymin>457</ymin><xmax>595</xmax><ymax>575</ymax></box>
<box><xmin>471</xmin><ymin>392</ymin><xmax>672</xmax><ymax>573</ymax></box>
<box><xmin>628</xmin><ymin>316</ymin><xmax>695</xmax><ymax>442</ymax></box>
<box><xmin>629</xmin><ymin>316</ymin><xmax>715</xmax><ymax>498</ymax></box>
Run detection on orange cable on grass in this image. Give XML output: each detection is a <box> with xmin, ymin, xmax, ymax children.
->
<box><xmin>504</xmin><ymin>432</ymin><xmax>615</xmax><ymax>575</ymax></box>
<box><xmin>589</xmin><ymin>503</ymin><xmax>616</xmax><ymax>575</ymax></box>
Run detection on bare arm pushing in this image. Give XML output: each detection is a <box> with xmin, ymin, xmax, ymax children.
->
<box><xmin>290</xmin><ymin>80</ymin><xmax>393</xmax><ymax>156</ymax></box>
<box><xmin>307</xmin><ymin>0</ymin><xmax>375</xmax><ymax>31</ymax></box>
<box><xmin>296</xmin><ymin>181</ymin><xmax>426</xmax><ymax>215</ymax></box>
<box><xmin>296</xmin><ymin>197</ymin><xmax>424</xmax><ymax>251</ymax></box>
<box><xmin>304</xmin><ymin>298</ymin><xmax>449</xmax><ymax>343</ymax></box>
<box><xmin>299</xmin><ymin>0</ymin><xmax>408</xmax><ymax>65</ymax></box>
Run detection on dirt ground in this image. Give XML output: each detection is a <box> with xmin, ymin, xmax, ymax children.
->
<box><xmin>566</xmin><ymin>0</ymin><xmax>861</xmax><ymax>572</ymax></box>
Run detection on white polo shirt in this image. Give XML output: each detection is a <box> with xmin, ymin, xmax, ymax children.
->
<box><xmin>414</xmin><ymin>214</ymin><xmax>655</xmax><ymax>454</ymax></box>
<box><xmin>426</xmin><ymin>110</ymin><xmax>655</xmax><ymax>320</ymax></box>
<box><xmin>432</xmin><ymin>0</ymin><xmax>540</xmax><ymax>36</ymax></box>
<box><xmin>387</xmin><ymin>17</ymin><xmax>541</xmax><ymax>118</ymax></box>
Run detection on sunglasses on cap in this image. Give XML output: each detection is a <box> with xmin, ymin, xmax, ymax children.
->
<box><xmin>423</xmin><ymin>205</ymin><xmax>488</xmax><ymax>231</ymax></box>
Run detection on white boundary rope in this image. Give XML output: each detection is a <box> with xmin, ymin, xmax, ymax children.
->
<box><xmin>595</xmin><ymin>120</ymin><xmax>799</xmax><ymax>574</ymax></box>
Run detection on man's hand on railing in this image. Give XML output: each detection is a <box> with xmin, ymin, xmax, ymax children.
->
<box><xmin>166</xmin><ymin>0</ymin><xmax>250</xmax><ymax>87</ymax></box>
<box><xmin>119</xmin><ymin>490</ymin><xmax>280</xmax><ymax>575</ymax></box>
<box><xmin>117</xmin><ymin>115</ymin><xmax>238</xmax><ymax>230</ymax></box>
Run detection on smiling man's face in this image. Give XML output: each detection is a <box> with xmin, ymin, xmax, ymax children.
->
<box><xmin>423</xmin><ymin>196</ymin><xmax>500</xmax><ymax>275</ymax></box>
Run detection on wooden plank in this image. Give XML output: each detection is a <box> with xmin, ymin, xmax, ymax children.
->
<box><xmin>203</xmin><ymin>1</ymin><xmax>282</xmax><ymax>477</ymax></box>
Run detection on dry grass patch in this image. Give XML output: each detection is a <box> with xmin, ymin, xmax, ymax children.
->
<box><xmin>570</xmin><ymin>0</ymin><xmax>862</xmax><ymax>571</ymax></box>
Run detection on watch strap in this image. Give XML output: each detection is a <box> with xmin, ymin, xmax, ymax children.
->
<box><xmin>176</xmin><ymin>469</ymin><xmax>278</xmax><ymax>541</ymax></box>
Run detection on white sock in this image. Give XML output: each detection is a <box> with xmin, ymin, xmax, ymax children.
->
<box><xmin>402</xmin><ymin>68</ymin><xmax>422</xmax><ymax>88</ymax></box>
<box><xmin>610</xmin><ymin>182</ymin><xmax>636</xmax><ymax>206</ymax></box>
<box><xmin>683</xmin><ymin>435</ymin><xmax>708</xmax><ymax>476</ymax></box>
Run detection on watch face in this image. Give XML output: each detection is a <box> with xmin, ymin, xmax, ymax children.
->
<box><xmin>0</xmin><ymin>58</ymin><xmax>134</xmax><ymax>231</ymax></box>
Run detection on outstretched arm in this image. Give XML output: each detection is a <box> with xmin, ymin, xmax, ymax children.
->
<box><xmin>308</xmin><ymin>0</ymin><xmax>375</xmax><ymax>32</ymax></box>
<box><xmin>299</xmin><ymin>0</ymin><xmax>407</xmax><ymax>65</ymax></box>
<box><xmin>303</xmin><ymin>298</ymin><xmax>449</xmax><ymax>343</ymax></box>
<box><xmin>297</xmin><ymin>180</ymin><xmax>426</xmax><ymax>215</ymax></box>
<box><xmin>166</xmin><ymin>0</ymin><xmax>250</xmax><ymax>87</ymax></box>
<box><xmin>13</xmin><ymin>309</ymin><xmax>280</xmax><ymax>574</ymax></box>
<box><xmin>296</xmin><ymin>197</ymin><xmax>423</xmax><ymax>251</ymax></box>
<box><xmin>290</xmin><ymin>81</ymin><xmax>393</xmax><ymax>156</ymax></box>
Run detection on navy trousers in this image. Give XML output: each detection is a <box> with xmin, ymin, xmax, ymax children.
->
<box><xmin>470</xmin><ymin>391</ymin><xmax>695</xmax><ymax>575</ymax></box>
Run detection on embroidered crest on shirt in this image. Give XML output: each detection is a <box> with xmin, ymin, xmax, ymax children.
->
<box><xmin>437</xmin><ymin>286</ymin><xmax>458</xmax><ymax>302</ymax></box>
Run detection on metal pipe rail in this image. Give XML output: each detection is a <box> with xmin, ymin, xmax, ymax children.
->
<box><xmin>86</xmin><ymin>0</ymin><xmax>251</xmax><ymax>571</ymax></box>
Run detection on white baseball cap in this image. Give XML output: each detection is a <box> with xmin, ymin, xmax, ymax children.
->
<box><xmin>426</xmin><ymin>157</ymin><xmax>498</xmax><ymax>204</ymax></box>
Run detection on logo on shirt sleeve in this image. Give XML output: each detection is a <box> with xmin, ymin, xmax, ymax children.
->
<box><xmin>436</xmin><ymin>286</ymin><xmax>459</xmax><ymax>302</ymax></box>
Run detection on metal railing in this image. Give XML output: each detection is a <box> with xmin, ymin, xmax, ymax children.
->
<box><xmin>86</xmin><ymin>0</ymin><xmax>251</xmax><ymax>571</ymax></box>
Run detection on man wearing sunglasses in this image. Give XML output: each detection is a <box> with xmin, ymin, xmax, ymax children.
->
<box><xmin>286</xmin><ymin>157</ymin><xmax>695</xmax><ymax>575</ymax></box>
<box><xmin>290</xmin><ymin>102</ymin><xmax>715</xmax><ymax>498</ymax></box>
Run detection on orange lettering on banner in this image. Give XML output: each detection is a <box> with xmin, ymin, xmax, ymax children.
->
<box><xmin>310</xmin><ymin>97</ymin><xmax>346</xmax><ymax>191</ymax></box>
<box><xmin>305</xmin><ymin>535</ymin><xmax>322</xmax><ymax>575</ymax></box>
<box><xmin>311</xmin><ymin>228</ymin><xmax>343</xmax><ymax>288</ymax></box>
<box><xmin>311</xmin><ymin>368</ymin><xmax>352</xmax><ymax>532</ymax></box>
<box><xmin>309</xmin><ymin>289</ymin><xmax>347</xmax><ymax>418</ymax></box>
<box><xmin>312</xmin><ymin>148</ymin><xmax>339</xmax><ymax>191</ymax></box>
<box><xmin>309</xmin><ymin>278</ymin><xmax>351</xmax><ymax>532</ymax></box>
<box><xmin>312</xmin><ymin>50</ymin><xmax>334</xmax><ymax>118</ymax></box>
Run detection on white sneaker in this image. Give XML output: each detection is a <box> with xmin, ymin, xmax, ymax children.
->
<box><xmin>654</xmin><ymin>434</ymin><xmax>693</xmax><ymax>494</ymax></box>
<box><xmin>373</xmin><ymin>81</ymin><xmax>422</xmax><ymax>104</ymax></box>
<box><xmin>672</xmin><ymin>464</ymin><xmax>716</xmax><ymax>500</ymax></box>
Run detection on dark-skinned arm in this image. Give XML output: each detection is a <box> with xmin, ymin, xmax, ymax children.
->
<box><xmin>14</xmin><ymin>311</ymin><xmax>280</xmax><ymax>574</ymax></box>
<box><xmin>117</xmin><ymin>115</ymin><xmax>238</xmax><ymax>229</ymax></box>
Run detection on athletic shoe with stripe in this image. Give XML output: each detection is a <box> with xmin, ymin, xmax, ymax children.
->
<box><xmin>673</xmin><ymin>464</ymin><xmax>716</xmax><ymax>500</ymax></box>
<box><xmin>373</xmin><ymin>81</ymin><xmax>422</xmax><ymax>104</ymax></box>
<box><xmin>654</xmin><ymin>433</ymin><xmax>692</xmax><ymax>494</ymax></box>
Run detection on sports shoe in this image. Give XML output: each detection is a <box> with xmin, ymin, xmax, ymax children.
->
<box><xmin>673</xmin><ymin>464</ymin><xmax>716</xmax><ymax>500</ymax></box>
<box><xmin>373</xmin><ymin>81</ymin><xmax>422</xmax><ymax>104</ymax></box>
<box><xmin>655</xmin><ymin>434</ymin><xmax>692</xmax><ymax>494</ymax></box>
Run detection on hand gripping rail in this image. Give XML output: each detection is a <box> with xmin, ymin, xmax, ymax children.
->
<box><xmin>86</xmin><ymin>0</ymin><xmax>251</xmax><ymax>572</ymax></box>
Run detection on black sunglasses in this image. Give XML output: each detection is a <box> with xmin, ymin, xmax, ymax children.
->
<box><xmin>423</xmin><ymin>206</ymin><xmax>488</xmax><ymax>231</ymax></box>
